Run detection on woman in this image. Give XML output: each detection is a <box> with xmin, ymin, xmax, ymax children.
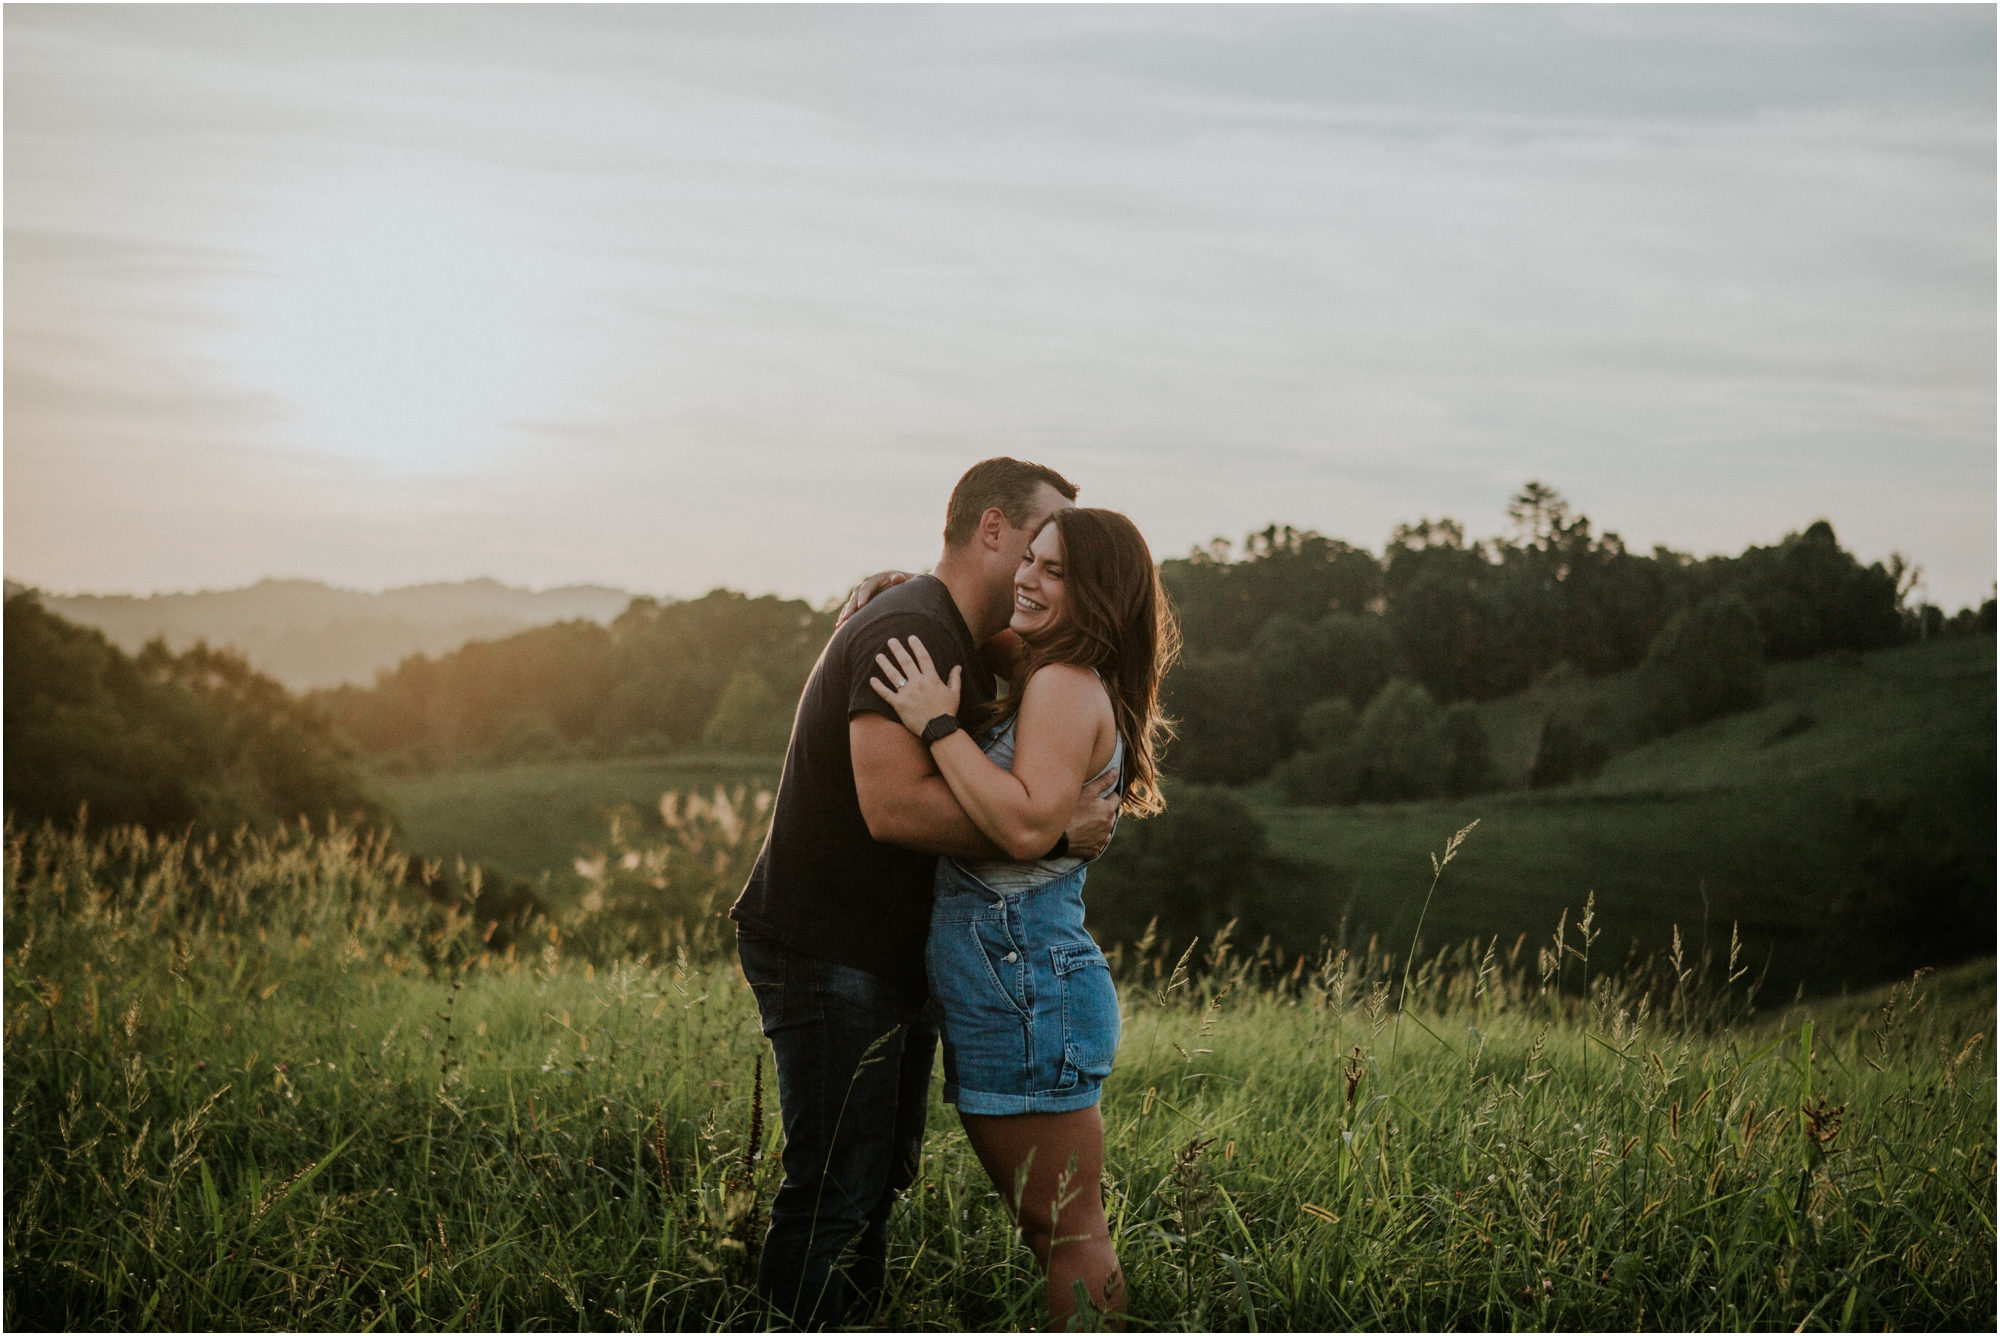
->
<box><xmin>868</xmin><ymin>506</ymin><xmax>1178</xmax><ymax>1328</ymax></box>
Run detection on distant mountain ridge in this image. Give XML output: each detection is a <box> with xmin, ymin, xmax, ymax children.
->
<box><xmin>1</xmin><ymin>577</ymin><xmax>636</xmax><ymax>691</ymax></box>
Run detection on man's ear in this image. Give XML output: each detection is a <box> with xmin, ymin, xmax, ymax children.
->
<box><xmin>978</xmin><ymin>506</ymin><xmax>1010</xmax><ymax>552</ymax></box>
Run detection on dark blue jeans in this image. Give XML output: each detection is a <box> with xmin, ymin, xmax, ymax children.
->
<box><xmin>736</xmin><ymin>928</ymin><xmax>938</xmax><ymax>1330</ymax></box>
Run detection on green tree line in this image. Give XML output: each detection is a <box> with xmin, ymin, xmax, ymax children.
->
<box><xmin>3</xmin><ymin>593</ymin><xmax>386</xmax><ymax>835</ymax></box>
<box><xmin>7</xmin><ymin>486</ymin><xmax>1989</xmax><ymax>843</ymax></box>
<box><xmin>306</xmin><ymin>482</ymin><xmax>1986</xmax><ymax>789</ymax></box>
<box><xmin>1162</xmin><ymin>483</ymin><xmax>1989</xmax><ymax>789</ymax></box>
<box><xmin>309</xmin><ymin>590</ymin><xmax>833</xmax><ymax>771</ymax></box>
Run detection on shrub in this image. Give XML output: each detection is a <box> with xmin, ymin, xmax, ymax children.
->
<box><xmin>1643</xmin><ymin>592</ymin><xmax>1765</xmax><ymax>732</ymax></box>
<box><xmin>1529</xmin><ymin>715</ymin><xmax>1610</xmax><ymax>788</ymax></box>
<box><xmin>1816</xmin><ymin>796</ymin><xmax>1997</xmax><ymax>980</ymax></box>
<box><xmin>1160</xmin><ymin>652</ymin><xmax>1274</xmax><ymax>784</ymax></box>
<box><xmin>1440</xmin><ymin>700</ymin><xmax>1497</xmax><ymax>797</ymax></box>
<box><xmin>1352</xmin><ymin>678</ymin><xmax>1451</xmax><ymax>802</ymax></box>
<box><xmin>478</xmin><ymin>707</ymin><xmax>575</xmax><ymax>765</ymax></box>
<box><xmin>1167</xmin><ymin>611</ymin><xmax>1399</xmax><ymax>785</ymax></box>
<box><xmin>1252</xmin><ymin>613</ymin><xmax>1396</xmax><ymax>732</ymax></box>
<box><xmin>701</xmin><ymin>668</ymin><xmax>794</xmax><ymax>752</ymax></box>
<box><xmin>1085</xmin><ymin>785</ymin><xmax>1281</xmax><ymax>948</ymax></box>
<box><xmin>1277</xmin><ymin>690</ymin><xmax>1497</xmax><ymax>805</ymax></box>
<box><xmin>1296</xmin><ymin>696</ymin><xmax>1359</xmax><ymax>754</ymax></box>
<box><xmin>1275</xmin><ymin>699</ymin><xmax>1361</xmax><ymax>804</ymax></box>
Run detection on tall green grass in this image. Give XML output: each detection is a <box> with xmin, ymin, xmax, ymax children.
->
<box><xmin>5</xmin><ymin>816</ymin><xmax>1992</xmax><ymax>1330</ymax></box>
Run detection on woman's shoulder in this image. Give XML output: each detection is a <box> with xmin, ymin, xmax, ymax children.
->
<box><xmin>1021</xmin><ymin>661</ymin><xmax>1101</xmax><ymax>691</ymax></box>
<box><xmin>1019</xmin><ymin>662</ymin><xmax>1113</xmax><ymax>714</ymax></box>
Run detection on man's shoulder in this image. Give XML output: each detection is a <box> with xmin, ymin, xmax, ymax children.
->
<box><xmin>839</xmin><ymin>575</ymin><xmax>958</xmax><ymax>643</ymax></box>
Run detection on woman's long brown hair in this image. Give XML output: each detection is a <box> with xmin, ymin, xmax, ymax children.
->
<box><xmin>971</xmin><ymin>507</ymin><xmax>1181</xmax><ymax>817</ymax></box>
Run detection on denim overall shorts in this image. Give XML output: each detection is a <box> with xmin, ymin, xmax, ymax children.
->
<box><xmin>926</xmin><ymin>856</ymin><xmax>1122</xmax><ymax>1115</ymax></box>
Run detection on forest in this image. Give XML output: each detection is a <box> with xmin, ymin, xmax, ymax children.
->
<box><xmin>5</xmin><ymin>484</ymin><xmax>1988</xmax><ymax>838</ymax></box>
<box><xmin>2</xmin><ymin>594</ymin><xmax>384</xmax><ymax>836</ymax></box>
<box><xmin>306</xmin><ymin>484</ymin><xmax>1987</xmax><ymax>799</ymax></box>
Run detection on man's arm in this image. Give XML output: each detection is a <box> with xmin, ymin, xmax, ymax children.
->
<box><xmin>852</xmin><ymin>712</ymin><xmax>1122</xmax><ymax>859</ymax></box>
<box><xmin>851</xmin><ymin>712</ymin><xmax>1004</xmax><ymax>858</ymax></box>
<box><xmin>1064</xmin><ymin>769</ymin><xmax>1120</xmax><ymax>859</ymax></box>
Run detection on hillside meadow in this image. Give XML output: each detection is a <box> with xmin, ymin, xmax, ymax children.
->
<box><xmin>385</xmin><ymin>754</ymin><xmax>780</xmax><ymax>890</ymax></box>
<box><xmin>1249</xmin><ymin>637</ymin><xmax>1995</xmax><ymax>998</ymax></box>
<box><xmin>384</xmin><ymin>638</ymin><xmax>1995</xmax><ymax>1002</ymax></box>
<box><xmin>5</xmin><ymin>815</ymin><xmax>1994</xmax><ymax>1331</ymax></box>
<box><xmin>8</xmin><ymin>550</ymin><xmax>1991</xmax><ymax>1330</ymax></box>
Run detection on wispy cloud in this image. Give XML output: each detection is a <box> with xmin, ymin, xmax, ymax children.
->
<box><xmin>6</xmin><ymin>5</ymin><xmax>1992</xmax><ymax>604</ymax></box>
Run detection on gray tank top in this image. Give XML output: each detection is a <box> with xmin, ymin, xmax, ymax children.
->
<box><xmin>952</xmin><ymin>696</ymin><xmax>1124</xmax><ymax>895</ymax></box>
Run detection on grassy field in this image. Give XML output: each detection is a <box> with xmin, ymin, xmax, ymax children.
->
<box><xmin>380</xmin><ymin>640</ymin><xmax>1993</xmax><ymax>1000</ymax></box>
<box><xmin>5</xmin><ymin>818</ymin><xmax>1993</xmax><ymax>1330</ymax></box>
<box><xmin>1244</xmin><ymin>638</ymin><xmax>1994</xmax><ymax>997</ymax></box>
<box><xmin>384</xmin><ymin>753</ymin><xmax>782</xmax><ymax>887</ymax></box>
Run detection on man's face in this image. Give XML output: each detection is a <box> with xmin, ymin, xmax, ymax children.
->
<box><xmin>1000</xmin><ymin>483</ymin><xmax>1074</xmax><ymax>571</ymax></box>
<box><xmin>977</xmin><ymin>482</ymin><xmax>1071</xmax><ymax>624</ymax></box>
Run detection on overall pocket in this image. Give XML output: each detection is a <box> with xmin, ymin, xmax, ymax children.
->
<box><xmin>1050</xmin><ymin>941</ymin><xmax>1119</xmax><ymax>1081</ymax></box>
<box><xmin>970</xmin><ymin>914</ymin><xmax>1034</xmax><ymax>1021</ymax></box>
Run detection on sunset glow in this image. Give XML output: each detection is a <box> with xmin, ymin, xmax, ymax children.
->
<box><xmin>6</xmin><ymin>6</ymin><xmax>1993</xmax><ymax>606</ymax></box>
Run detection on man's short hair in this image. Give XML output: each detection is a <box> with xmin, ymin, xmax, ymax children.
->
<box><xmin>943</xmin><ymin>458</ymin><xmax>1079</xmax><ymax>548</ymax></box>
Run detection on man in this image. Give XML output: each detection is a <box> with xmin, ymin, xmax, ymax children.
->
<box><xmin>729</xmin><ymin>458</ymin><xmax>1120</xmax><ymax>1328</ymax></box>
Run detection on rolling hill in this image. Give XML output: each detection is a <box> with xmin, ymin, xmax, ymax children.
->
<box><xmin>379</xmin><ymin>637</ymin><xmax>1993</xmax><ymax>998</ymax></box>
<box><xmin>2</xmin><ymin>577</ymin><xmax>634</xmax><ymax>691</ymax></box>
<box><xmin>1248</xmin><ymin>636</ymin><xmax>1993</xmax><ymax>996</ymax></box>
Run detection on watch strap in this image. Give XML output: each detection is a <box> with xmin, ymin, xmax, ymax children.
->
<box><xmin>920</xmin><ymin>713</ymin><xmax>961</xmax><ymax>745</ymax></box>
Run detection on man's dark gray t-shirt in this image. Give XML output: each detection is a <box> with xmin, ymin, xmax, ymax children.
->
<box><xmin>729</xmin><ymin>575</ymin><xmax>995</xmax><ymax>997</ymax></box>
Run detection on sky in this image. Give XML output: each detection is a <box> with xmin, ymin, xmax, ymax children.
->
<box><xmin>6</xmin><ymin>5</ymin><xmax>1995</xmax><ymax>610</ymax></box>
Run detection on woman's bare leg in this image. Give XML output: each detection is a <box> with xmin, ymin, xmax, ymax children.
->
<box><xmin>960</xmin><ymin>1106</ymin><xmax>1126</xmax><ymax>1329</ymax></box>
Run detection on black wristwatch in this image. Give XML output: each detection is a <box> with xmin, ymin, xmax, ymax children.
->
<box><xmin>920</xmin><ymin>713</ymin><xmax>961</xmax><ymax>746</ymax></box>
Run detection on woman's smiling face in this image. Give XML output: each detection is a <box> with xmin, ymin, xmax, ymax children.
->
<box><xmin>1010</xmin><ymin>520</ymin><xmax>1067</xmax><ymax>639</ymax></box>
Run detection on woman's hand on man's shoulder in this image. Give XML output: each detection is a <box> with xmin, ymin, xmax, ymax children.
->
<box><xmin>836</xmin><ymin>570</ymin><xmax>913</xmax><ymax>629</ymax></box>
